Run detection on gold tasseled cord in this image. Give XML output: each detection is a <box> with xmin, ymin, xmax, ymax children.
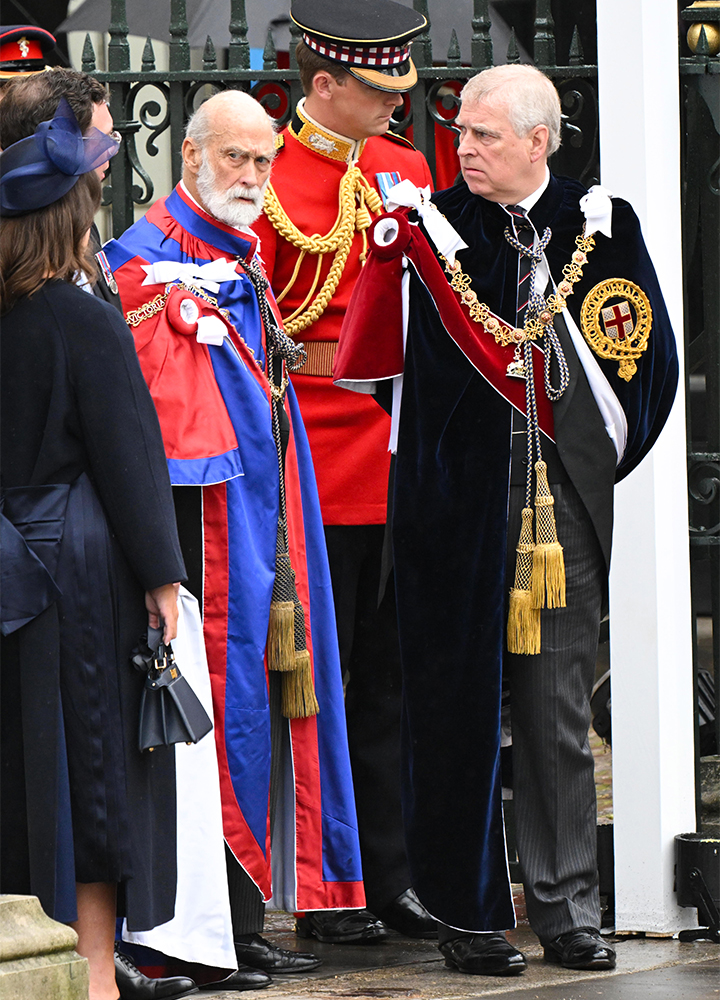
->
<box><xmin>263</xmin><ymin>165</ymin><xmax>383</xmax><ymax>335</ymax></box>
<box><xmin>507</xmin><ymin>506</ymin><xmax>541</xmax><ymax>655</ymax></box>
<box><xmin>281</xmin><ymin>649</ymin><xmax>320</xmax><ymax>718</ymax></box>
<box><xmin>530</xmin><ymin>460</ymin><xmax>566</xmax><ymax>610</ymax></box>
<box><xmin>267</xmin><ymin>600</ymin><xmax>296</xmax><ymax>672</ymax></box>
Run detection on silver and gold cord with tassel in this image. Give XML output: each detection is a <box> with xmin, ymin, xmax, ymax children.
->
<box><xmin>243</xmin><ymin>257</ymin><xmax>318</xmax><ymax>717</ymax></box>
<box><xmin>505</xmin><ymin>268</ymin><xmax>569</xmax><ymax>654</ymax></box>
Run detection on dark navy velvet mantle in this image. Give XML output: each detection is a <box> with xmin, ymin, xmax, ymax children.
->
<box><xmin>383</xmin><ymin>176</ymin><xmax>678</xmax><ymax>931</ymax></box>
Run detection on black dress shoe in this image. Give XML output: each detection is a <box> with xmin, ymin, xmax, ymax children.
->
<box><xmin>233</xmin><ymin>933</ymin><xmax>322</xmax><ymax>972</ymax></box>
<box><xmin>543</xmin><ymin>928</ymin><xmax>616</xmax><ymax>970</ymax></box>
<box><xmin>198</xmin><ymin>966</ymin><xmax>271</xmax><ymax>991</ymax></box>
<box><xmin>114</xmin><ymin>946</ymin><xmax>198</xmax><ymax>1000</ymax></box>
<box><xmin>376</xmin><ymin>888</ymin><xmax>438</xmax><ymax>939</ymax></box>
<box><xmin>296</xmin><ymin>909</ymin><xmax>389</xmax><ymax>944</ymax></box>
<box><xmin>439</xmin><ymin>933</ymin><xmax>527</xmax><ymax>976</ymax></box>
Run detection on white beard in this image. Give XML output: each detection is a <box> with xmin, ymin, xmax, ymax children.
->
<box><xmin>196</xmin><ymin>157</ymin><xmax>267</xmax><ymax>229</ymax></box>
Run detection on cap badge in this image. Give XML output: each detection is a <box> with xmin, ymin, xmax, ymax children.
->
<box><xmin>18</xmin><ymin>37</ymin><xmax>30</xmax><ymax>59</ymax></box>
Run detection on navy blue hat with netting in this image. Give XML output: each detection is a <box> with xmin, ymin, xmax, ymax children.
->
<box><xmin>0</xmin><ymin>97</ymin><xmax>117</xmax><ymax>217</ymax></box>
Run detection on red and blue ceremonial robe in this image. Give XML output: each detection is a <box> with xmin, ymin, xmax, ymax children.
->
<box><xmin>104</xmin><ymin>184</ymin><xmax>364</xmax><ymax>912</ymax></box>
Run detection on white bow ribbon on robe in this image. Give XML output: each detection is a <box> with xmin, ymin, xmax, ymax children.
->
<box><xmin>579</xmin><ymin>184</ymin><xmax>613</xmax><ymax>238</ymax></box>
<box><xmin>141</xmin><ymin>257</ymin><xmax>243</xmax><ymax>293</ymax></box>
<box><xmin>385</xmin><ymin>180</ymin><xmax>469</xmax><ymax>263</ymax></box>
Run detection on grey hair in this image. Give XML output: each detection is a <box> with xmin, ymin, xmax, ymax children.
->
<box><xmin>460</xmin><ymin>65</ymin><xmax>562</xmax><ymax>156</ymax></box>
<box><xmin>185</xmin><ymin>99</ymin><xmax>214</xmax><ymax>147</ymax></box>
<box><xmin>185</xmin><ymin>89</ymin><xmax>278</xmax><ymax>148</ymax></box>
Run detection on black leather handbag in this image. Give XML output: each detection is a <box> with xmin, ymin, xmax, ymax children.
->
<box><xmin>133</xmin><ymin>629</ymin><xmax>213</xmax><ymax>752</ymax></box>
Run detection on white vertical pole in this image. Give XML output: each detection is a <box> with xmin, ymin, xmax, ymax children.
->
<box><xmin>596</xmin><ymin>0</ymin><xmax>697</xmax><ymax>933</ymax></box>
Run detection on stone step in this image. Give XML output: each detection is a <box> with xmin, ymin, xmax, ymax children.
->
<box><xmin>0</xmin><ymin>895</ymin><xmax>88</xmax><ymax>1000</ymax></box>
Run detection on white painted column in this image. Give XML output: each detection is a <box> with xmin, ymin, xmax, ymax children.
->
<box><xmin>597</xmin><ymin>0</ymin><xmax>697</xmax><ymax>933</ymax></box>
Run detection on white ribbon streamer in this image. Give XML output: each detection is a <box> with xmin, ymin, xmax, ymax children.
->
<box><xmin>141</xmin><ymin>257</ymin><xmax>243</xmax><ymax>293</ymax></box>
<box><xmin>579</xmin><ymin>185</ymin><xmax>614</xmax><ymax>239</ymax></box>
<box><xmin>385</xmin><ymin>180</ymin><xmax>469</xmax><ymax>263</ymax></box>
<box><xmin>195</xmin><ymin>314</ymin><xmax>228</xmax><ymax>346</ymax></box>
<box><xmin>122</xmin><ymin>588</ymin><xmax>236</xmax><ymax>969</ymax></box>
<box><xmin>388</xmin><ymin>262</ymin><xmax>411</xmax><ymax>455</ymax></box>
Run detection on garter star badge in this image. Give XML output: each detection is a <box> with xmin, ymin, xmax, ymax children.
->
<box><xmin>579</xmin><ymin>278</ymin><xmax>652</xmax><ymax>381</ymax></box>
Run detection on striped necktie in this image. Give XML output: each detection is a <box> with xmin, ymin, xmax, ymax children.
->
<box><xmin>506</xmin><ymin>204</ymin><xmax>535</xmax><ymax>326</ymax></box>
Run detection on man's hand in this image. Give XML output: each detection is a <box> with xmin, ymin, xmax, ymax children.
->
<box><xmin>145</xmin><ymin>583</ymin><xmax>181</xmax><ymax>643</ymax></box>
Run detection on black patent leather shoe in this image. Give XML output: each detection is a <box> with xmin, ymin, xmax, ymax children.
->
<box><xmin>376</xmin><ymin>889</ymin><xmax>438</xmax><ymax>939</ymax></box>
<box><xmin>543</xmin><ymin>928</ymin><xmax>616</xmax><ymax>970</ymax></box>
<box><xmin>114</xmin><ymin>946</ymin><xmax>198</xmax><ymax>999</ymax></box>
<box><xmin>198</xmin><ymin>965</ymin><xmax>271</xmax><ymax>991</ymax></box>
<box><xmin>440</xmin><ymin>933</ymin><xmax>527</xmax><ymax>976</ymax></box>
<box><xmin>296</xmin><ymin>909</ymin><xmax>389</xmax><ymax>944</ymax></box>
<box><xmin>233</xmin><ymin>934</ymin><xmax>322</xmax><ymax>972</ymax></box>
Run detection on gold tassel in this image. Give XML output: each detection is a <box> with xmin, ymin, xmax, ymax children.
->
<box><xmin>507</xmin><ymin>506</ymin><xmax>541</xmax><ymax>654</ymax></box>
<box><xmin>267</xmin><ymin>600</ymin><xmax>296</xmax><ymax>671</ymax></box>
<box><xmin>531</xmin><ymin>460</ymin><xmax>566</xmax><ymax>610</ymax></box>
<box><xmin>281</xmin><ymin>649</ymin><xmax>320</xmax><ymax>718</ymax></box>
<box><xmin>507</xmin><ymin>587</ymin><xmax>541</xmax><ymax>655</ymax></box>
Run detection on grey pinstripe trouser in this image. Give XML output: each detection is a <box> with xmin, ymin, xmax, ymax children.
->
<box><xmin>505</xmin><ymin>480</ymin><xmax>605</xmax><ymax>942</ymax></box>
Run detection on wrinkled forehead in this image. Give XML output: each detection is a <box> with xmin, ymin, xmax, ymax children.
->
<box><xmin>457</xmin><ymin>93</ymin><xmax>512</xmax><ymax>130</ymax></box>
<box><xmin>204</xmin><ymin>113</ymin><xmax>275</xmax><ymax>156</ymax></box>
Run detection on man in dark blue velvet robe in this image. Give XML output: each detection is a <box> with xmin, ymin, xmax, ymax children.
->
<box><xmin>334</xmin><ymin>64</ymin><xmax>678</xmax><ymax>976</ymax></box>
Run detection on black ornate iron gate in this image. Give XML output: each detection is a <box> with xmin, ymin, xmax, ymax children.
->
<box><xmin>681</xmin><ymin>3</ymin><xmax>720</xmax><ymax>810</ymax></box>
<box><xmin>85</xmin><ymin>1</ymin><xmax>600</xmax><ymax>234</ymax></box>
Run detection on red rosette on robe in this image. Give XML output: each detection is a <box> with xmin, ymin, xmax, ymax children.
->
<box><xmin>334</xmin><ymin>212</ymin><xmax>410</xmax><ymax>385</ymax></box>
<box><xmin>128</xmin><ymin>283</ymin><xmax>239</xmax><ymax>464</ymax></box>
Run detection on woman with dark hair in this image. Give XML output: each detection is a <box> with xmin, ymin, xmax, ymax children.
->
<box><xmin>0</xmin><ymin>101</ymin><xmax>187</xmax><ymax>1000</ymax></box>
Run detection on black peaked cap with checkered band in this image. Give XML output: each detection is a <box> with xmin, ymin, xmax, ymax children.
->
<box><xmin>291</xmin><ymin>0</ymin><xmax>427</xmax><ymax>93</ymax></box>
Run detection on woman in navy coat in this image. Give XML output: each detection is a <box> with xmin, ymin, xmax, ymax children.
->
<box><xmin>0</xmin><ymin>101</ymin><xmax>186</xmax><ymax>999</ymax></box>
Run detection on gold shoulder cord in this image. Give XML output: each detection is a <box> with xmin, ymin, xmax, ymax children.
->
<box><xmin>263</xmin><ymin>166</ymin><xmax>384</xmax><ymax>336</ymax></box>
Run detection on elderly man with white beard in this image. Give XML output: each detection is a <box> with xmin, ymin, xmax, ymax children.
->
<box><xmin>104</xmin><ymin>90</ymin><xmax>366</xmax><ymax>991</ymax></box>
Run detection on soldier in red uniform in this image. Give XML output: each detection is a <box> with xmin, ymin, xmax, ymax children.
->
<box><xmin>253</xmin><ymin>0</ymin><xmax>437</xmax><ymax>944</ymax></box>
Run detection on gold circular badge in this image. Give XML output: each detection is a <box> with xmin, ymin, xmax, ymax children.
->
<box><xmin>579</xmin><ymin>278</ymin><xmax>652</xmax><ymax>381</ymax></box>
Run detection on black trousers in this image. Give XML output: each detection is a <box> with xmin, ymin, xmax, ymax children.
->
<box><xmin>505</xmin><ymin>481</ymin><xmax>605</xmax><ymax>942</ymax></box>
<box><xmin>324</xmin><ymin>524</ymin><xmax>411</xmax><ymax>913</ymax></box>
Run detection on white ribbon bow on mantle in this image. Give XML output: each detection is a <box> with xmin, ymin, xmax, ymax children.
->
<box><xmin>384</xmin><ymin>181</ymin><xmax>469</xmax><ymax>263</ymax></box>
<box><xmin>141</xmin><ymin>257</ymin><xmax>243</xmax><ymax>293</ymax></box>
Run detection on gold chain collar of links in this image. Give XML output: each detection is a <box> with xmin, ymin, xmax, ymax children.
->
<box><xmin>124</xmin><ymin>281</ymin><xmax>230</xmax><ymax>328</ymax></box>
<box><xmin>440</xmin><ymin>227</ymin><xmax>595</xmax><ymax>347</ymax></box>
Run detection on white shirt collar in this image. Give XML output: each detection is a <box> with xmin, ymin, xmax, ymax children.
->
<box><xmin>501</xmin><ymin>166</ymin><xmax>551</xmax><ymax>216</ymax></box>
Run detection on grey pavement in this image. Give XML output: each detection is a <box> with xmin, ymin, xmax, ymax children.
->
<box><xmin>194</xmin><ymin>911</ymin><xmax>719</xmax><ymax>1000</ymax></box>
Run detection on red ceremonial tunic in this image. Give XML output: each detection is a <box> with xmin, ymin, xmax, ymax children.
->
<box><xmin>253</xmin><ymin>102</ymin><xmax>433</xmax><ymax>525</ymax></box>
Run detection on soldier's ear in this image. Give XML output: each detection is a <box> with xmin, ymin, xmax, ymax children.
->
<box><xmin>311</xmin><ymin>70</ymin><xmax>337</xmax><ymax>102</ymax></box>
